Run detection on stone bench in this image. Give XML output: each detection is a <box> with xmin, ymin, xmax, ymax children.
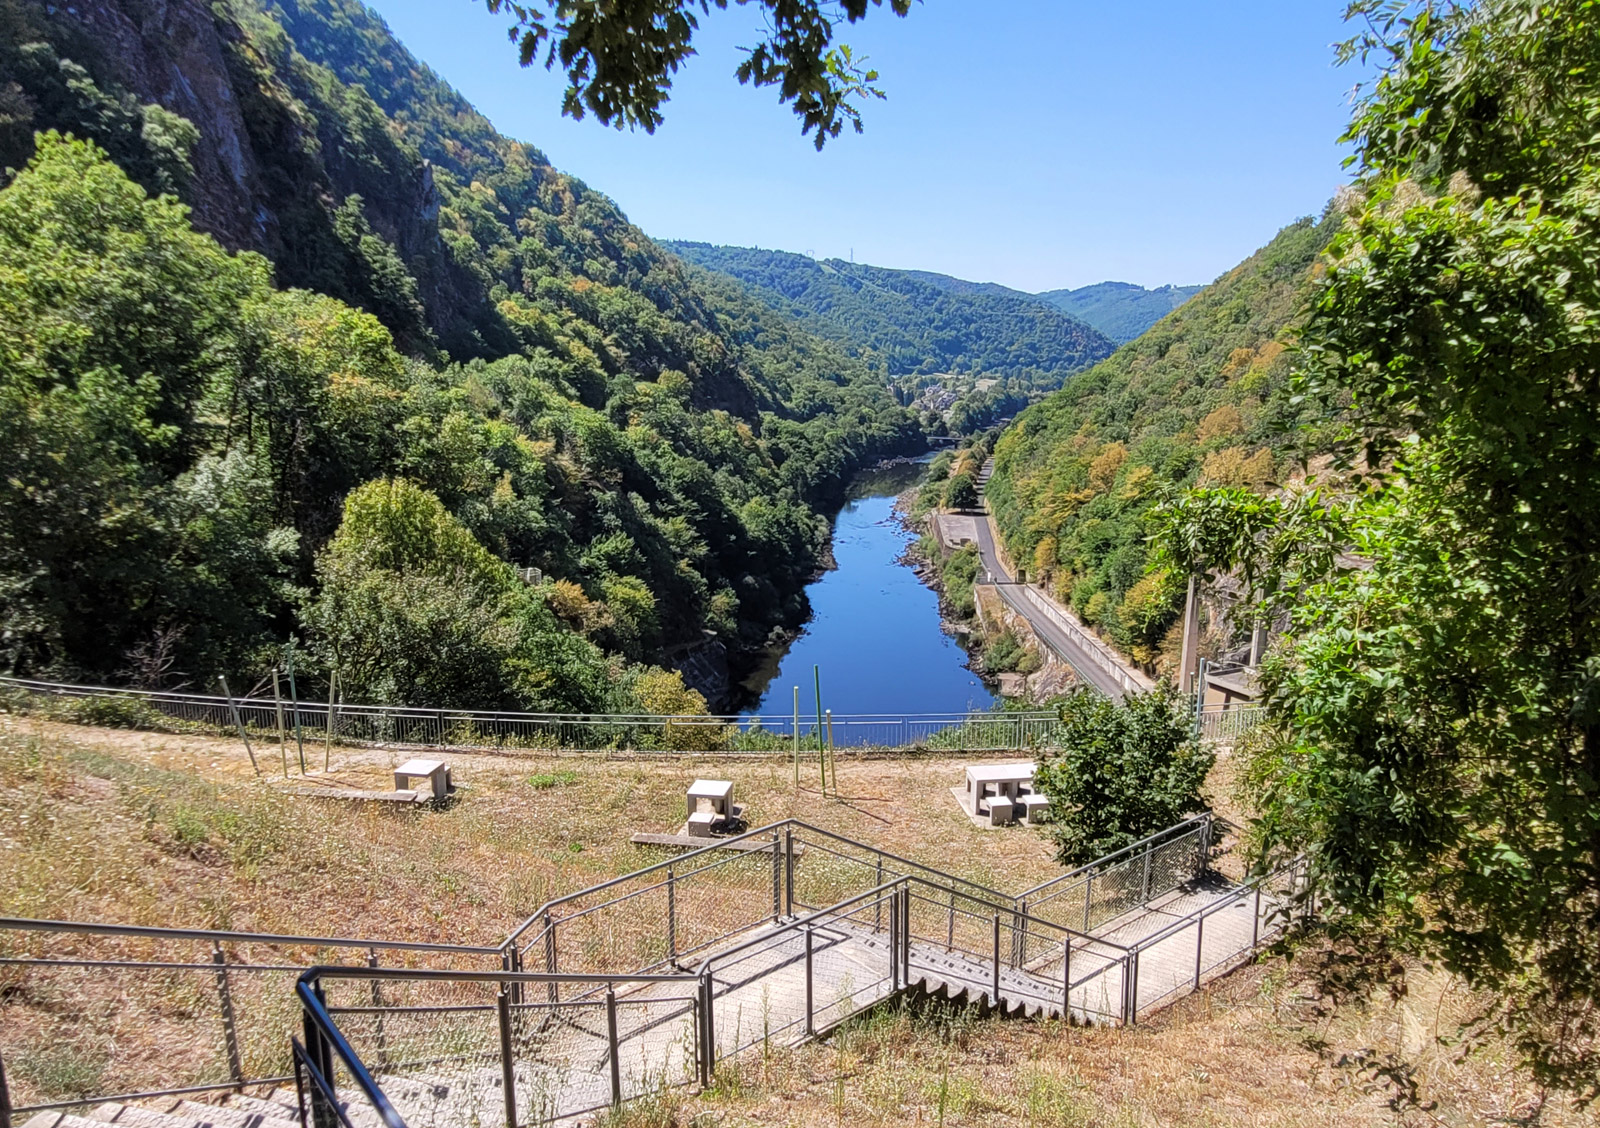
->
<box><xmin>1019</xmin><ymin>792</ymin><xmax>1051</xmax><ymax>825</ymax></box>
<box><xmin>393</xmin><ymin>758</ymin><xmax>451</xmax><ymax>800</ymax></box>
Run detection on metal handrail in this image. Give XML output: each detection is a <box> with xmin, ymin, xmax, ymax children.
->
<box><xmin>1126</xmin><ymin>857</ymin><xmax>1304</xmax><ymax>954</ymax></box>
<box><xmin>296</xmin><ymin>975</ymin><xmax>409</xmax><ymax>1128</ymax></box>
<box><xmin>1014</xmin><ymin>812</ymin><xmax>1213</xmax><ymax>900</ymax></box>
<box><xmin>0</xmin><ymin>916</ymin><xmax>501</xmax><ymax>955</ymax></box>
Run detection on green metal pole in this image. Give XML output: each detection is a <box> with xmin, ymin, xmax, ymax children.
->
<box><xmin>272</xmin><ymin>668</ymin><xmax>288</xmax><ymax>778</ymax></box>
<box><xmin>813</xmin><ymin>665</ymin><xmax>825</xmax><ymax>784</ymax></box>
<box><xmin>219</xmin><ymin>676</ymin><xmax>261</xmax><ymax>778</ymax></box>
<box><xmin>286</xmin><ymin>645</ymin><xmax>306</xmax><ymax>773</ymax></box>
<box><xmin>792</xmin><ymin>686</ymin><xmax>800</xmax><ymax>786</ymax></box>
<box><xmin>825</xmin><ymin>709</ymin><xmax>835</xmax><ymax>797</ymax></box>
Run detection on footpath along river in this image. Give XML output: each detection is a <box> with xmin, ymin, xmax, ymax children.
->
<box><xmin>740</xmin><ymin>459</ymin><xmax>993</xmax><ymax>718</ymax></box>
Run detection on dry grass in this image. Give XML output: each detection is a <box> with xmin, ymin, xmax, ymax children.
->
<box><xmin>1</xmin><ymin>714</ymin><xmax>1593</xmax><ymax>1126</ymax></box>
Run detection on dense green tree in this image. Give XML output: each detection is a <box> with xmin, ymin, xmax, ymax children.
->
<box><xmin>1153</xmin><ymin>0</ymin><xmax>1600</xmax><ymax>1093</ymax></box>
<box><xmin>1034</xmin><ymin>688</ymin><xmax>1213</xmax><ymax>865</ymax></box>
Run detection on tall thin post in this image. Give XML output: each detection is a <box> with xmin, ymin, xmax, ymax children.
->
<box><xmin>991</xmin><ymin>914</ymin><xmax>1001</xmax><ymax>1006</ymax></box>
<box><xmin>212</xmin><ymin>944</ymin><xmax>243</xmax><ymax>1085</ymax></box>
<box><xmin>813</xmin><ymin>665</ymin><xmax>825</xmax><ymax>782</ymax></box>
<box><xmin>605</xmin><ymin>987</ymin><xmax>622</xmax><ymax>1108</ymax></box>
<box><xmin>825</xmin><ymin>710</ymin><xmax>836</xmax><ymax>796</ymax></box>
<box><xmin>324</xmin><ymin>668</ymin><xmax>336</xmax><ymax>772</ymax></box>
<box><xmin>1252</xmin><ymin>885</ymin><xmax>1262</xmax><ymax>946</ymax></box>
<box><xmin>1194</xmin><ymin>912</ymin><xmax>1206</xmax><ymax>988</ymax></box>
<box><xmin>784</xmin><ymin>828</ymin><xmax>795</xmax><ymax>915</ymax></box>
<box><xmin>1061</xmin><ymin>939</ymin><xmax>1072</xmax><ymax>1017</ymax></box>
<box><xmin>771</xmin><ymin>831</ymin><xmax>782</xmax><ymax>922</ymax></box>
<box><xmin>803</xmin><ymin>926</ymin><xmax>815</xmax><ymax>1036</ymax></box>
<box><xmin>218</xmin><ymin>677</ymin><xmax>260</xmax><ymax>778</ymax></box>
<box><xmin>1192</xmin><ymin>656</ymin><xmax>1209</xmax><ymax>736</ymax></box>
<box><xmin>368</xmin><ymin>949</ymin><xmax>390</xmax><ymax>1062</ymax></box>
<box><xmin>792</xmin><ymin>686</ymin><xmax>800</xmax><ymax>786</ymax></box>
<box><xmin>272</xmin><ymin>669</ymin><xmax>288</xmax><ymax>778</ymax></box>
<box><xmin>286</xmin><ymin>647</ymin><xmax>305</xmax><ymax>773</ymax></box>
<box><xmin>1083</xmin><ymin>874</ymin><xmax>1094</xmax><ymax>931</ymax></box>
<box><xmin>497</xmin><ymin>987</ymin><xmax>518</xmax><ymax>1128</ymax></box>
<box><xmin>889</xmin><ymin>892</ymin><xmax>900</xmax><ymax>991</ymax></box>
<box><xmin>667</xmin><ymin>865</ymin><xmax>677</xmax><ymax>963</ymax></box>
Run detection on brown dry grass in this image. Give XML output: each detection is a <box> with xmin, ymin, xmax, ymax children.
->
<box><xmin>2</xmin><ymin>714</ymin><xmax>1594</xmax><ymax>1127</ymax></box>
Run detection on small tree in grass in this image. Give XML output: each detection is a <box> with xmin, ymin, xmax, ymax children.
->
<box><xmin>1034</xmin><ymin>687</ymin><xmax>1214</xmax><ymax>866</ymax></box>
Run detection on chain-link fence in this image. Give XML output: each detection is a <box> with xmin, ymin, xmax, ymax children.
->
<box><xmin>0</xmin><ymin>676</ymin><xmax>1058</xmax><ymax>756</ymax></box>
<box><xmin>0</xmin><ymin>920</ymin><xmax>501</xmax><ymax>1117</ymax></box>
<box><xmin>1015</xmin><ymin>814</ymin><xmax>1213</xmax><ymax>932</ymax></box>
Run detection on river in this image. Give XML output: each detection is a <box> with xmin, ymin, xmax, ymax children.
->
<box><xmin>740</xmin><ymin>459</ymin><xmax>994</xmax><ymax>717</ymax></box>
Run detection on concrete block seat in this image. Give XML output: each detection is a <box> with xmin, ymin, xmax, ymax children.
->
<box><xmin>394</xmin><ymin>758</ymin><xmax>451</xmax><ymax>799</ymax></box>
<box><xmin>1018</xmin><ymin>792</ymin><xmax>1051</xmax><ymax>824</ymax></box>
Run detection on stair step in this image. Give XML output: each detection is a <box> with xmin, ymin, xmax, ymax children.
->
<box><xmin>225</xmin><ymin>1098</ymin><xmax>299</xmax><ymax>1123</ymax></box>
<box><xmin>85</xmin><ymin>1102</ymin><xmax>196</xmax><ymax>1128</ymax></box>
<box><xmin>172</xmin><ymin>1100</ymin><xmax>298</xmax><ymax>1128</ymax></box>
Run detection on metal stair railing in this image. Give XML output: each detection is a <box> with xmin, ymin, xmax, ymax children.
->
<box><xmin>0</xmin><ymin>918</ymin><xmax>501</xmax><ymax>1121</ymax></box>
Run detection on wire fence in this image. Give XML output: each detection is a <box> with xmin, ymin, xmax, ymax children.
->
<box><xmin>1197</xmin><ymin>703</ymin><xmax>1266</xmax><ymax>743</ymax></box>
<box><xmin>0</xmin><ymin>919</ymin><xmax>502</xmax><ymax>1116</ymax></box>
<box><xmin>0</xmin><ymin>676</ymin><xmax>1060</xmax><ymax>757</ymax></box>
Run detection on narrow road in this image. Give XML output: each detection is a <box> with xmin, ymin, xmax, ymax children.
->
<box><xmin>968</xmin><ymin>516</ymin><xmax>1131</xmax><ymax>699</ymax></box>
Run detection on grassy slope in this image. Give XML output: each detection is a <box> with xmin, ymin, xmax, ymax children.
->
<box><xmin>1</xmin><ymin>716</ymin><xmax>1585</xmax><ymax>1126</ymax></box>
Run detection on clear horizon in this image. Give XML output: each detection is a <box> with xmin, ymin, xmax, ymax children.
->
<box><xmin>366</xmin><ymin>1</ymin><xmax>1364</xmax><ymax>292</ymax></box>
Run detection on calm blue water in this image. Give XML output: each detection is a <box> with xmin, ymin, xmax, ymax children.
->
<box><xmin>741</xmin><ymin>462</ymin><xmax>994</xmax><ymax>717</ymax></box>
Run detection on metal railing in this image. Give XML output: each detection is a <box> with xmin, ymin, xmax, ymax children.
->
<box><xmin>1197</xmin><ymin>703</ymin><xmax>1266</xmax><ymax>743</ymax></box>
<box><xmin>0</xmin><ymin>676</ymin><xmax>1058</xmax><ymax>756</ymax></box>
<box><xmin>1013</xmin><ymin>813</ymin><xmax>1215</xmax><ymax>930</ymax></box>
<box><xmin>3</xmin><ymin>816</ymin><xmax>1303</xmax><ymax>1128</ymax></box>
<box><xmin>0</xmin><ymin>919</ymin><xmax>501</xmax><ymax>1118</ymax></box>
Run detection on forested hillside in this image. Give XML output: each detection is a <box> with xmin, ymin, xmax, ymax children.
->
<box><xmin>1034</xmin><ymin>282</ymin><xmax>1203</xmax><ymax>343</ymax></box>
<box><xmin>984</xmin><ymin>211</ymin><xmax>1338</xmax><ymax>671</ymax></box>
<box><xmin>0</xmin><ymin>0</ymin><xmax>923</xmax><ymax>711</ymax></box>
<box><xmin>666</xmin><ymin>242</ymin><xmax>1115</xmax><ymax>432</ymax></box>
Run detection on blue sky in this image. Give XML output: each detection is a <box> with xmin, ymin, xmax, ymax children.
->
<box><xmin>365</xmin><ymin>0</ymin><xmax>1363</xmax><ymax>292</ymax></box>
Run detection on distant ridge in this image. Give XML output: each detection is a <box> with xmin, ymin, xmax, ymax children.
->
<box><xmin>1034</xmin><ymin>281</ymin><xmax>1203</xmax><ymax>343</ymax></box>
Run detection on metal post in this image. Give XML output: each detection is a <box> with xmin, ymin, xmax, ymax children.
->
<box><xmin>814</xmin><ymin>665</ymin><xmax>825</xmax><ymax>778</ymax></box>
<box><xmin>1127</xmin><ymin>951</ymin><xmax>1140</xmax><ymax>1025</ymax></box>
<box><xmin>771</xmin><ymin>831</ymin><xmax>782</xmax><ymax>922</ymax></box>
<box><xmin>1140</xmin><ymin>843</ymin><xmax>1153</xmax><ymax>902</ymax></box>
<box><xmin>273</xmin><ymin>669</ymin><xmax>288</xmax><ymax>778</ymax></box>
<box><xmin>792</xmin><ymin>686</ymin><xmax>800</xmax><ymax>785</ymax></box>
<box><xmin>324</xmin><ymin>669</ymin><xmax>336</xmax><ymax>772</ymax></box>
<box><xmin>803</xmin><ymin>926</ymin><xmax>815</xmax><ymax>1036</ymax></box>
<box><xmin>946</xmin><ymin>888</ymin><xmax>956</xmax><ymax>952</ymax></box>
<box><xmin>889</xmin><ymin>892</ymin><xmax>900</xmax><ymax>991</ymax></box>
<box><xmin>667</xmin><ymin>865</ymin><xmax>677</xmax><ymax>963</ymax></box>
<box><xmin>991</xmin><ymin>914</ymin><xmax>1001</xmax><ymax>1006</ymax></box>
<box><xmin>901</xmin><ymin>885</ymin><xmax>911</xmax><ymax>983</ymax></box>
<box><xmin>875</xmin><ymin>857</ymin><xmax>884</xmax><ymax>933</ymax></box>
<box><xmin>699</xmin><ymin>972</ymin><xmax>715</xmax><ymax>1085</ymax></box>
<box><xmin>218</xmin><ymin>677</ymin><xmax>260</xmax><ymax>777</ymax></box>
<box><xmin>1061</xmin><ymin>940</ymin><xmax>1072</xmax><ymax>1017</ymax></box>
<box><xmin>1083</xmin><ymin>874</ymin><xmax>1093</xmax><ymax>931</ymax></box>
<box><xmin>286</xmin><ymin>647</ymin><xmax>306</xmax><ymax>773</ymax></box>
<box><xmin>1012</xmin><ymin>899</ymin><xmax>1027</xmax><ymax>969</ymax></box>
<box><xmin>1194</xmin><ymin>912</ymin><xmax>1206</xmax><ymax>988</ymax></box>
<box><xmin>211</xmin><ymin>944</ymin><xmax>244</xmax><ymax>1084</ymax></box>
<box><xmin>368</xmin><ymin>949</ymin><xmax>390</xmax><ymax>1063</ymax></box>
<box><xmin>543</xmin><ymin>912</ymin><xmax>558</xmax><ymax>1005</ymax></box>
<box><xmin>605</xmin><ymin>987</ymin><xmax>622</xmax><ymax>1109</ymax></box>
<box><xmin>1</xmin><ymin>1048</ymin><xmax>14</xmax><ymax>1128</ymax></box>
<box><xmin>784</xmin><ymin>828</ymin><xmax>795</xmax><ymax>915</ymax></box>
<box><xmin>825</xmin><ymin>710</ymin><xmax>835</xmax><ymax>796</ymax></box>
<box><xmin>304</xmin><ymin>980</ymin><xmax>337</xmax><ymax>1128</ymax></box>
<box><xmin>497</xmin><ymin>987</ymin><xmax>518</xmax><ymax>1128</ymax></box>
<box><xmin>1253</xmin><ymin>884</ymin><xmax>1262</xmax><ymax>946</ymax></box>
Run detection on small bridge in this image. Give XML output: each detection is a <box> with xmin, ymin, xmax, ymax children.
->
<box><xmin>4</xmin><ymin>816</ymin><xmax>1304</xmax><ymax>1128</ymax></box>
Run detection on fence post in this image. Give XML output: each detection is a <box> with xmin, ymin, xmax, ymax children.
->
<box><xmin>888</xmin><ymin>890</ymin><xmax>899</xmax><ymax>991</ymax></box>
<box><xmin>1194</xmin><ymin>912</ymin><xmax>1206</xmax><ymax>989</ymax></box>
<box><xmin>1127</xmin><ymin>951</ymin><xmax>1140</xmax><ymax>1025</ymax></box>
<box><xmin>991</xmin><ymin>914</ymin><xmax>1001</xmax><ymax>1007</ymax></box>
<box><xmin>699</xmin><ymin>971</ymin><xmax>715</xmax><ymax>1085</ymax></box>
<box><xmin>211</xmin><ymin>943</ymin><xmax>244</xmax><ymax>1085</ymax></box>
<box><xmin>784</xmin><ymin>828</ymin><xmax>795</xmax><ymax>915</ymax></box>
<box><xmin>1012</xmin><ymin>899</ymin><xmax>1027</xmax><ymax>969</ymax></box>
<box><xmin>1083</xmin><ymin>874</ymin><xmax>1093</xmax><ymax>931</ymax></box>
<box><xmin>803</xmin><ymin>926</ymin><xmax>815</xmax><ymax>1036</ymax></box>
<box><xmin>543</xmin><ymin>912</ymin><xmax>558</xmax><ymax>1005</ymax></box>
<box><xmin>1252</xmin><ymin>884</ymin><xmax>1262</xmax><ymax>946</ymax></box>
<box><xmin>1061</xmin><ymin>940</ymin><xmax>1072</xmax><ymax>1018</ymax></box>
<box><xmin>1198</xmin><ymin>816</ymin><xmax>1213</xmax><ymax>874</ymax></box>
<box><xmin>1</xmin><ymin>1048</ymin><xmax>13</xmax><ymax>1128</ymax></box>
<box><xmin>667</xmin><ymin>865</ymin><xmax>677</xmax><ymax>963</ymax></box>
<box><xmin>303</xmin><ymin>981</ymin><xmax>338</xmax><ymax>1128</ymax></box>
<box><xmin>771</xmin><ymin>831</ymin><xmax>782</xmax><ymax>922</ymax></box>
<box><xmin>368</xmin><ymin>949</ymin><xmax>390</xmax><ymax>1064</ymax></box>
<box><xmin>1140</xmin><ymin>842</ymin><xmax>1153</xmax><ymax>902</ymax></box>
<box><xmin>901</xmin><ymin>885</ymin><xmax>911</xmax><ymax>984</ymax></box>
<box><xmin>605</xmin><ymin>987</ymin><xmax>622</xmax><ymax>1109</ymax></box>
<box><xmin>946</xmin><ymin>888</ymin><xmax>955</xmax><ymax>952</ymax></box>
<box><xmin>497</xmin><ymin>986</ymin><xmax>519</xmax><ymax>1128</ymax></box>
<box><xmin>874</xmin><ymin>857</ymin><xmax>884</xmax><ymax>934</ymax></box>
